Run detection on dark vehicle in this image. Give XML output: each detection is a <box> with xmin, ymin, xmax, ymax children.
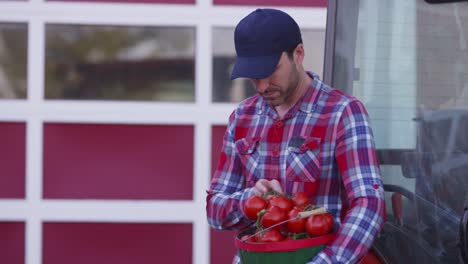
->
<box><xmin>324</xmin><ymin>0</ymin><xmax>468</xmax><ymax>263</ymax></box>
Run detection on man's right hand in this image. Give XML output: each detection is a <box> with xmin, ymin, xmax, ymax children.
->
<box><xmin>252</xmin><ymin>179</ymin><xmax>283</xmax><ymax>196</ymax></box>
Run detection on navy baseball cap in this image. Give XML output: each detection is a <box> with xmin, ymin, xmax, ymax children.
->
<box><xmin>230</xmin><ymin>8</ymin><xmax>302</xmax><ymax>80</ymax></box>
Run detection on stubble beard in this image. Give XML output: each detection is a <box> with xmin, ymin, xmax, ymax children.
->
<box><xmin>282</xmin><ymin>63</ymin><xmax>300</xmax><ymax>107</ymax></box>
<box><xmin>264</xmin><ymin>62</ymin><xmax>300</xmax><ymax>108</ymax></box>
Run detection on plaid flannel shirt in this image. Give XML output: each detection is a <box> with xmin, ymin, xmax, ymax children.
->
<box><xmin>206</xmin><ymin>72</ymin><xmax>385</xmax><ymax>264</ymax></box>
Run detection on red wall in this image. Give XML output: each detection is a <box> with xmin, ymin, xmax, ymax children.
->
<box><xmin>0</xmin><ymin>222</ymin><xmax>25</xmax><ymax>264</ymax></box>
<box><xmin>43</xmin><ymin>123</ymin><xmax>194</xmax><ymax>200</ymax></box>
<box><xmin>210</xmin><ymin>125</ymin><xmax>238</xmax><ymax>264</ymax></box>
<box><xmin>0</xmin><ymin>122</ymin><xmax>26</xmax><ymax>198</ymax></box>
<box><xmin>43</xmin><ymin>223</ymin><xmax>192</xmax><ymax>264</ymax></box>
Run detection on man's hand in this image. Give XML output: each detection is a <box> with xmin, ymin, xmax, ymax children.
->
<box><xmin>252</xmin><ymin>179</ymin><xmax>283</xmax><ymax>196</ymax></box>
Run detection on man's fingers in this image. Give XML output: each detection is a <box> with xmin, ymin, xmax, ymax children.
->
<box><xmin>254</xmin><ymin>179</ymin><xmax>283</xmax><ymax>195</ymax></box>
<box><xmin>252</xmin><ymin>188</ymin><xmax>262</xmax><ymax>196</ymax></box>
<box><xmin>269</xmin><ymin>179</ymin><xmax>283</xmax><ymax>194</ymax></box>
<box><xmin>255</xmin><ymin>179</ymin><xmax>268</xmax><ymax>193</ymax></box>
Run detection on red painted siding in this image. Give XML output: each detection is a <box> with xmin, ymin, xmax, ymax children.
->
<box><xmin>0</xmin><ymin>122</ymin><xmax>26</xmax><ymax>198</ymax></box>
<box><xmin>43</xmin><ymin>123</ymin><xmax>194</xmax><ymax>200</ymax></box>
<box><xmin>43</xmin><ymin>222</ymin><xmax>192</xmax><ymax>264</ymax></box>
<box><xmin>210</xmin><ymin>229</ymin><xmax>238</xmax><ymax>264</ymax></box>
<box><xmin>211</xmin><ymin>125</ymin><xmax>227</xmax><ymax>176</ymax></box>
<box><xmin>0</xmin><ymin>222</ymin><xmax>25</xmax><ymax>264</ymax></box>
<box><xmin>210</xmin><ymin>125</ymin><xmax>238</xmax><ymax>264</ymax></box>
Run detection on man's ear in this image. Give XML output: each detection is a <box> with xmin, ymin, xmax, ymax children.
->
<box><xmin>294</xmin><ymin>43</ymin><xmax>305</xmax><ymax>64</ymax></box>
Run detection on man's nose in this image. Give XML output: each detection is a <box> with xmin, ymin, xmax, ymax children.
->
<box><xmin>253</xmin><ymin>79</ymin><xmax>269</xmax><ymax>93</ymax></box>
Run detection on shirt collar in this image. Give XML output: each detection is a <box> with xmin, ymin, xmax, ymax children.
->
<box><xmin>298</xmin><ymin>71</ymin><xmax>322</xmax><ymax>114</ymax></box>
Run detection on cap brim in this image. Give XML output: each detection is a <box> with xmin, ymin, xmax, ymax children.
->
<box><xmin>230</xmin><ymin>53</ymin><xmax>282</xmax><ymax>80</ymax></box>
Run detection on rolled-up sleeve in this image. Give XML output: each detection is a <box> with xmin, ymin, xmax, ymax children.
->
<box><xmin>206</xmin><ymin>111</ymin><xmax>254</xmax><ymax>231</ymax></box>
<box><xmin>309</xmin><ymin>100</ymin><xmax>386</xmax><ymax>264</ymax></box>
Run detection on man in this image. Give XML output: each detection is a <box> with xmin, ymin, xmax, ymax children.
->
<box><xmin>206</xmin><ymin>8</ymin><xmax>385</xmax><ymax>264</ymax></box>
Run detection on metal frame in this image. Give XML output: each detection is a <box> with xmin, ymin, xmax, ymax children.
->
<box><xmin>322</xmin><ymin>0</ymin><xmax>336</xmax><ymax>86</ymax></box>
<box><xmin>461</xmin><ymin>205</ymin><xmax>468</xmax><ymax>263</ymax></box>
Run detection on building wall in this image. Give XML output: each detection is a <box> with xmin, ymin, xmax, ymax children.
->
<box><xmin>0</xmin><ymin>1</ymin><xmax>326</xmax><ymax>263</ymax></box>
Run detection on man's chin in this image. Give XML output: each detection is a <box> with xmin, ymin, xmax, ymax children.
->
<box><xmin>266</xmin><ymin>99</ymin><xmax>282</xmax><ymax>107</ymax></box>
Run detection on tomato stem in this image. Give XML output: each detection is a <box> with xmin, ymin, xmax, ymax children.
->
<box><xmin>263</xmin><ymin>190</ymin><xmax>281</xmax><ymax>198</ymax></box>
<box><xmin>256</xmin><ymin>209</ymin><xmax>266</xmax><ymax>229</ymax></box>
<box><xmin>303</xmin><ymin>204</ymin><xmax>318</xmax><ymax>211</ymax></box>
<box><xmin>292</xmin><ymin>232</ymin><xmax>309</xmax><ymax>240</ymax></box>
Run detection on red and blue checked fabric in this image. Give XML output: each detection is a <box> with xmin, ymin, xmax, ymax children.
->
<box><xmin>206</xmin><ymin>72</ymin><xmax>386</xmax><ymax>264</ymax></box>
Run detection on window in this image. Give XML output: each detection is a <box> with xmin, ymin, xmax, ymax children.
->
<box><xmin>212</xmin><ymin>27</ymin><xmax>325</xmax><ymax>102</ymax></box>
<box><xmin>45</xmin><ymin>24</ymin><xmax>195</xmax><ymax>102</ymax></box>
<box><xmin>213</xmin><ymin>0</ymin><xmax>326</xmax><ymax>7</ymax></box>
<box><xmin>0</xmin><ymin>23</ymin><xmax>27</xmax><ymax>99</ymax></box>
<box><xmin>47</xmin><ymin>0</ymin><xmax>195</xmax><ymax>4</ymax></box>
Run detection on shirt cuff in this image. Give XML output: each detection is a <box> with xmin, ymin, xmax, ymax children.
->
<box><xmin>308</xmin><ymin>249</ymin><xmax>335</xmax><ymax>264</ymax></box>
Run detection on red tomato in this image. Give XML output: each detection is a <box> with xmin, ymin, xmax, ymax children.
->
<box><xmin>255</xmin><ymin>228</ymin><xmax>283</xmax><ymax>243</ymax></box>
<box><xmin>286</xmin><ymin>206</ymin><xmax>306</xmax><ymax>233</ymax></box>
<box><xmin>261</xmin><ymin>205</ymin><xmax>287</xmax><ymax>229</ymax></box>
<box><xmin>268</xmin><ymin>195</ymin><xmax>294</xmax><ymax>212</ymax></box>
<box><xmin>305</xmin><ymin>213</ymin><xmax>334</xmax><ymax>237</ymax></box>
<box><xmin>292</xmin><ymin>192</ymin><xmax>310</xmax><ymax>208</ymax></box>
<box><xmin>244</xmin><ymin>196</ymin><xmax>268</xmax><ymax>220</ymax></box>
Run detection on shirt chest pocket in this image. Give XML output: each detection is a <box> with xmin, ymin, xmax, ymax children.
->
<box><xmin>235</xmin><ymin>137</ymin><xmax>261</xmax><ymax>187</ymax></box>
<box><xmin>286</xmin><ymin>137</ymin><xmax>322</xmax><ymax>183</ymax></box>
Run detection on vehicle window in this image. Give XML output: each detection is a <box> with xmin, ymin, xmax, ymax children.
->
<box><xmin>329</xmin><ymin>0</ymin><xmax>468</xmax><ymax>263</ymax></box>
<box><xmin>420</xmin><ymin>118</ymin><xmax>452</xmax><ymax>159</ymax></box>
<box><xmin>454</xmin><ymin>115</ymin><xmax>468</xmax><ymax>154</ymax></box>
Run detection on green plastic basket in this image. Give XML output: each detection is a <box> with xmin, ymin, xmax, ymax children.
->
<box><xmin>235</xmin><ymin>229</ymin><xmax>335</xmax><ymax>264</ymax></box>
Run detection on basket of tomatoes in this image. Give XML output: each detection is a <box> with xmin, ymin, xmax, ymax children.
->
<box><xmin>235</xmin><ymin>192</ymin><xmax>335</xmax><ymax>264</ymax></box>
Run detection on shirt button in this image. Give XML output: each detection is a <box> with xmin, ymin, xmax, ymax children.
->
<box><xmin>276</xmin><ymin>121</ymin><xmax>283</xmax><ymax>128</ymax></box>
